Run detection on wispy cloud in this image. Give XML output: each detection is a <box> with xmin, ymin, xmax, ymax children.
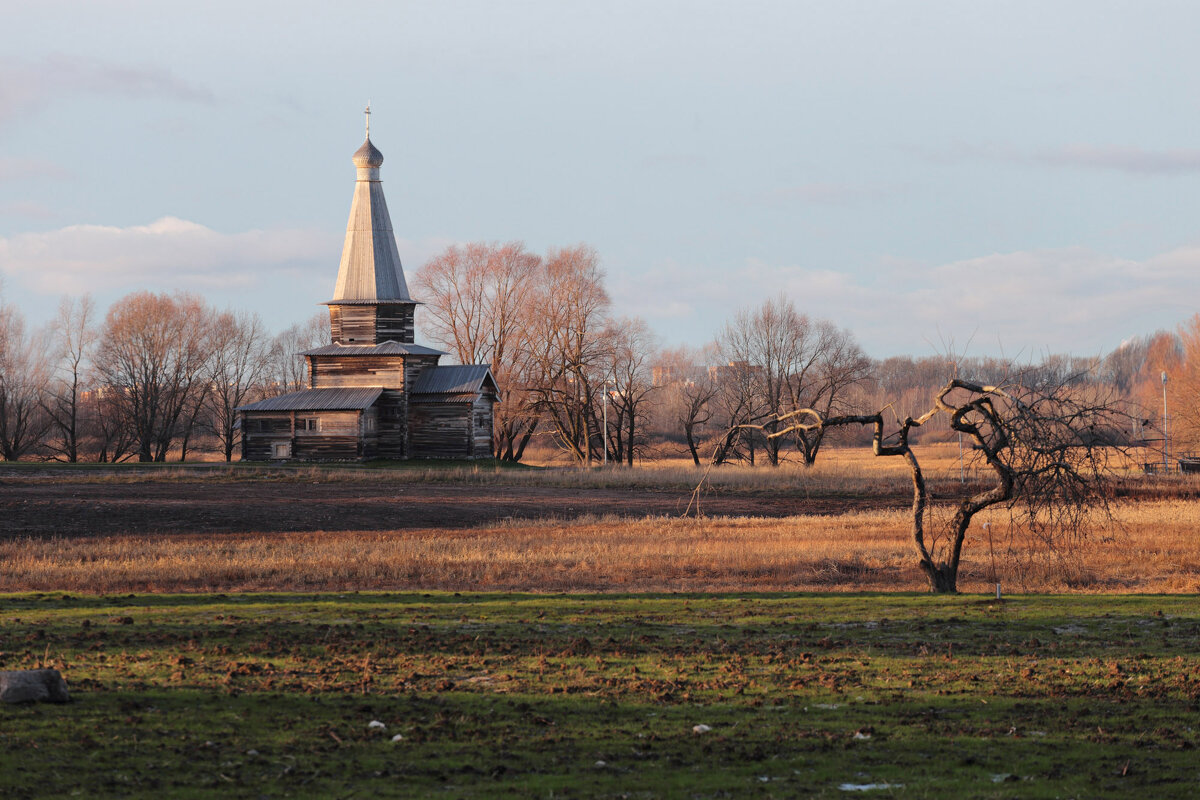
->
<box><xmin>0</xmin><ymin>200</ymin><xmax>58</xmax><ymax>219</ymax></box>
<box><xmin>1031</xmin><ymin>144</ymin><xmax>1200</xmax><ymax>175</ymax></box>
<box><xmin>614</xmin><ymin>245</ymin><xmax>1200</xmax><ymax>357</ymax></box>
<box><xmin>638</xmin><ymin>153</ymin><xmax>710</xmax><ymax>170</ymax></box>
<box><xmin>0</xmin><ymin>56</ymin><xmax>214</xmax><ymax>126</ymax></box>
<box><xmin>0</xmin><ymin>157</ymin><xmax>70</xmax><ymax>182</ymax></box>
<box><xmin>927</xmin><ymin>142</ymin><xmax>1200</xmax><ymax>176</ymax></box>
<box><xmin>0</xmin><ymin>217</ymin><xmax>333</xmax><ymax>295</ymax></box>
<box><xmin>0</xmin><ymin>217</ymin><xmax>459</xmax><ymax>302</ymax></box>
<box><xmin>749</xmin><ymin>182</ymin><xmax>897</xmax><ymax>206</ymax></box>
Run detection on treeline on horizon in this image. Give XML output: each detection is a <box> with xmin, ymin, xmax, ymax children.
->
<box><xmin>0</xmin><ymin>241</ymin><xmax>1193</xmax><ymax>465</ymax></box>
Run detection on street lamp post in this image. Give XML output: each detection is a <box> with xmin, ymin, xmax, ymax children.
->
<box><xmin>1162</xmin><ymin>370</ymin><xmax>1169</xmax><ymax>474</ymax></box>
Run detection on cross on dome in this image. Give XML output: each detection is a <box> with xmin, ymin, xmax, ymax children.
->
<box><xmin>353</xmin><ymin>103</ymin><xmax>384</xmax><ymax>169</ymax></box>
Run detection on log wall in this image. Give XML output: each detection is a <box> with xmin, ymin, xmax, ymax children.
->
<box><xmin>309</xmin><ymin>355</ymin><xmax>407</xmax><ymax>389</ymax></box>
<box><xmin>472</xmin><ymin>395</ymin><xmax>494</xmax><ymax>458</ymax></box>
<box><xmin>328</xmin><ymin>304</ymin><xmax>415</xmax><ymax>345</ymax></box>
<box><xmin>241</xmin><ymin>410</ymin><xmax>373</xmax><ymax>461</ymax></box>
<box><xmin>409</xmin><ymin>402</ymin><xmax>471</xmax><ymax>459</ymax></box>
<box><xmin>404</xmin><ymin>355</ymin><xmax>440</xmax><ymax>388</ymax></box>
<box><xmin>294</xmin><ymin>411</ymin><xmax>358</xmax><ymax>437</ymax></box>
<box><xmin>241</xmin><ymin>413</ymin><xmax>292</xmax><ymax>461</ymax></box>
<box><xmin>293</xmin><ymin>436</ymin><xmax>360</xmax><ymax>460</ymax></box>
<box><xmin>376</xmin><ymin>390</ymin><xmax>408</xmax><ymax>459</ymax></box>
<box><xmin>374</xmin><ymin>305</ymin><xmax>415</xmax><ymax>344</ymax></box>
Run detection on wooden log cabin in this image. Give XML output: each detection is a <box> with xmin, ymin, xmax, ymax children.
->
<box><xmin>239</xmin><ymin>110</ymin><xmax>498</xmax><ymax>461</ymax></box>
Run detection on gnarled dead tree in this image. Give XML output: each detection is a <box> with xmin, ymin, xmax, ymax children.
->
<box><xmin>757</xmin><ymin>376</ymin><xmax>1125</xmax><ymax>593</ymax></box>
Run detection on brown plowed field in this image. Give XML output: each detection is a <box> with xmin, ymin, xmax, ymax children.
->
<box><xmin>0</xmin><ymin>480</ymin><xmax>901</xmax><ymax>538</ymax></box>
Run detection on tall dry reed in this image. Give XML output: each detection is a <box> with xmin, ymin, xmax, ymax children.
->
<box><xmin>4</xmin><ymin>501</ymin><xmax>1198</xmax><ymax>595</ymax></box>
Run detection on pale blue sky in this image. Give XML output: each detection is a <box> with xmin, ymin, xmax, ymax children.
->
<box><xmin>2</xmin><ymin>1</ymin><xmax>1200</xmax><ymax>358</ymax></box>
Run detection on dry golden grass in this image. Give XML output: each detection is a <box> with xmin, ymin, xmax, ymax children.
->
<box><xmin>5</xmin><ymin>499</ymin><xmax>1200</xmax><ymax>595</ymax></box>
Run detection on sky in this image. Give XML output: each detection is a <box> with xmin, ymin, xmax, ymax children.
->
<box><xmin>2</xmin><ymin>1</ymin><xmax>1200</xmax><ymax>360</ymax></box>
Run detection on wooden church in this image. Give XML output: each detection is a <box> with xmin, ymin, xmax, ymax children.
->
<box><xmin>239</xmin><ymin>112</ymin><xmax>498</xmax><ymax>461</ymax></box>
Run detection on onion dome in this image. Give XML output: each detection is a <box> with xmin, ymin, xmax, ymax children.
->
<box><xmin>353</xmin><ymin>137</ymin><xmax>384</xmax><ymax>168</ymax></box>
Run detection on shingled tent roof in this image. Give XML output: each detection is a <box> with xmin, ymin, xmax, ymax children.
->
<box><xmin>326</xmin><ymin>109</ymin><xmax>413</xmax><ymax>306</ymax></box>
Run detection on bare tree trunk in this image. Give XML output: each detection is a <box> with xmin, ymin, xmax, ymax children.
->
<box><xmin>684</xmin><ymin>421</ymin><xmax>702</xmax><ymax>465</ymax></box>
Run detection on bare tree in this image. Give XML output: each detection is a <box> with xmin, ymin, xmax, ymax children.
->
<box><xmin>602</xmin><ymin>316</ymin><xmax>659</xmax><ymax>466</ymax></box>
<box><xmin>784</xmin><ymin>321</ymin><xmax>870</xmax><ymax>465</ymax></box>
<box><xmin>95</xmin><ymin>291</ymin><xmax>215</xmax><ymax>462</ymax></box>
<box><xmin>88</xmin><ymin>387</ymin><xmax>135</xmax><ymax>463</ymax></box>
<box><xmin>414</xmin><ymin>242</ymin><xmax>541</xmax><ymax>461</ymax></box>
<box><xmin>266</xmin><ymin>312</ymin><xmax>328</xmax><ymax>396</ymax></box>
<box><xmin>43</xmin><ymin>296</ymin><xmax>97</xmax><ymax>462</ymax></box>
<box><xmin>0</xmin><ymin>297</ymin><xmax>51</xmax><ymax>460</ymax></box>
<box><xmin>654</xmin><ymin>346</ymin><xmax>718</xmax><ymax>466</ymax></box>
<box><xmin>709</xmin><ymin>357</ymin><xmax>769</xmax><ymax>465</ymax></box>
<box><xmin>767</xmin><ymin>374</ymin><xmax>1125</xmax><ymax>593</ymax></box>
<box><xmin>207</xmin><ymin>309</ymin><xmax>270</xmax><ymax>462</ymax></box>
<box><xmin>526</xmin><ymin>245</ymin><xmax>610</xmax><ymax>463</ymax></box>
<box><xmin>718</xmin><ymin>297</ymin><xmax>797</xmax><ymax>465</ymax></box>
<box><xmin>1153</xmin><ymin>316</ymin><xmax>1200</xmax><ymax>458</ymax></box>
<box><xmin>716</xmin><ymin>295</ymin><xmax>866</xmax><ymax>466</ymax></box>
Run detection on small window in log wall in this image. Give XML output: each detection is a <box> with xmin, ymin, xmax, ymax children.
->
<box><xmin>299</xmin><ymin>418</ymin><xmax>320</xmax><ymax>432</ymax></box>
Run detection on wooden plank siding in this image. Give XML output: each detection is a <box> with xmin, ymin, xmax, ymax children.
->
<box><xmin>294</xmin><ymin>410</ymin><xmax>358</xmax><ymax>437</ymax></box>
<box><xmin>309</xmin><ymin>355</ymin><xmax>407</xmax><ymax>389</ymax></box>
<box><xmin>409</xmin><ymin>401</ymin><xmax>473</xmax><ymax>459</ymax></box>
<box><xmin>404</xmin><ymin>355</ymin><xmax>440</xmax><ymax>390</ymax></box>
<box><xmin>328</xmin><ymin>304</ymin><xmax>415</xmax><ymax>345</ymax></box>
<box><xmin>293</xmin><ymin>436</ymin><xmax>360</xmax><ymax>460</ymax></box>
<box><xmin>375</xmin><ymin>390</ymin><xmax>408</xmax><ymax>459</ymax></box>
<box><xmin>472</xmin><ymin>395</ymin><xmax>494</xmax><ymax>458</ymax></box>
<box><xmin>373</xmin><ymin>305</ymin><xmax>415</xmax><ymax>344</ymax></box>
<box><xmin>242</xmin><ymin>409</ymin><xmax>378</xmax><ymax>461</ymax></box>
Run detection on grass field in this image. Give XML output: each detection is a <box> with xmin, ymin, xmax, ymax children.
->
<box><xmin>4</xmin><ymin>591</ymin><xmax>1200</xmax><ymax>798</ymax></box>
<box><xmin>4</xmin><ymin>447</ymin><xmax>1200</xmax><ymax>797</ymax></box>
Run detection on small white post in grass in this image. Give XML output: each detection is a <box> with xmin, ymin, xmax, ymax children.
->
<box><xmin>996</xmin><ymin>583</ymin><xmax>1002</xmax><ymax>601</ymax></box>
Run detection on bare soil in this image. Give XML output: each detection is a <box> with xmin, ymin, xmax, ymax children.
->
<box><xmin>0</xmin><ymin>479</ymin><xmax>901</xmax><ymax>538</ymax></box>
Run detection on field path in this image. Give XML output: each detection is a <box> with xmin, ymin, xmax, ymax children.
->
<box><xmin>0</xmin><ymin>480</ymin><xmax>897</xmax><ymax>537</ymax></box>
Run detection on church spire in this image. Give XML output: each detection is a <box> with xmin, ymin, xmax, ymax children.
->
<box><xmin>329</xmin><ymin>109</ymin><xmax>411</xmax><ymax>306</ymax></box>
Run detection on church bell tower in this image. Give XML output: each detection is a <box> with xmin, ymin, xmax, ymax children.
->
<box><xmin>324</xmin><ymin>105</ymin><xmax>418</xmax><ymax>345</ymax></box>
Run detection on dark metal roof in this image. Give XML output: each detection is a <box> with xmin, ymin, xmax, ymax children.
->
<box><xmin>410</xmin><ymin>393</ymin><xmax>474</xmax><ymax>405</ymax></box>
<box><xmin>411</xmin><ymin>364</ymin><xmax>498</xmax><ymax>395</ymax></box>
<box><xmin>238</xmin><ymin>387</ymin><xmax>383</xmax><ymax>413</ymax></box>
<box><xmin>301</xmin><ymin>341</ymin><xmax>445</xmax><ymax>357</ymax></box>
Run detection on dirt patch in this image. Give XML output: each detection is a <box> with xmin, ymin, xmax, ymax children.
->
<box><xmin>0</xmin><ymin>480</ymin><xmax>901</xmax><ymax>538</ymax></box>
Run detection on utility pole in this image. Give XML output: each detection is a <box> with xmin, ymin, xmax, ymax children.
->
<box><xmin>602</xmin><ymin>380</ymin><xmax>610</xmax><ymax>466</ymax></box>
<box><xmin>1163</xmin><ymin>370</ymin><xmax>1169</xmax><ymax>474</ymax></box>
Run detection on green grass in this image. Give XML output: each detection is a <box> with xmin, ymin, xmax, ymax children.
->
<box><xmin>3</xmin><ymin>592</ymin><xmax>1199</xmax><ymax>798</ymax></box>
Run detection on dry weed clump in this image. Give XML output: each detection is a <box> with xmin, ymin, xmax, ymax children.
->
<box><xmin>4</xmin><ymin>500</ymin><xmax>1200</xmax><ymax>594</ymax></box>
